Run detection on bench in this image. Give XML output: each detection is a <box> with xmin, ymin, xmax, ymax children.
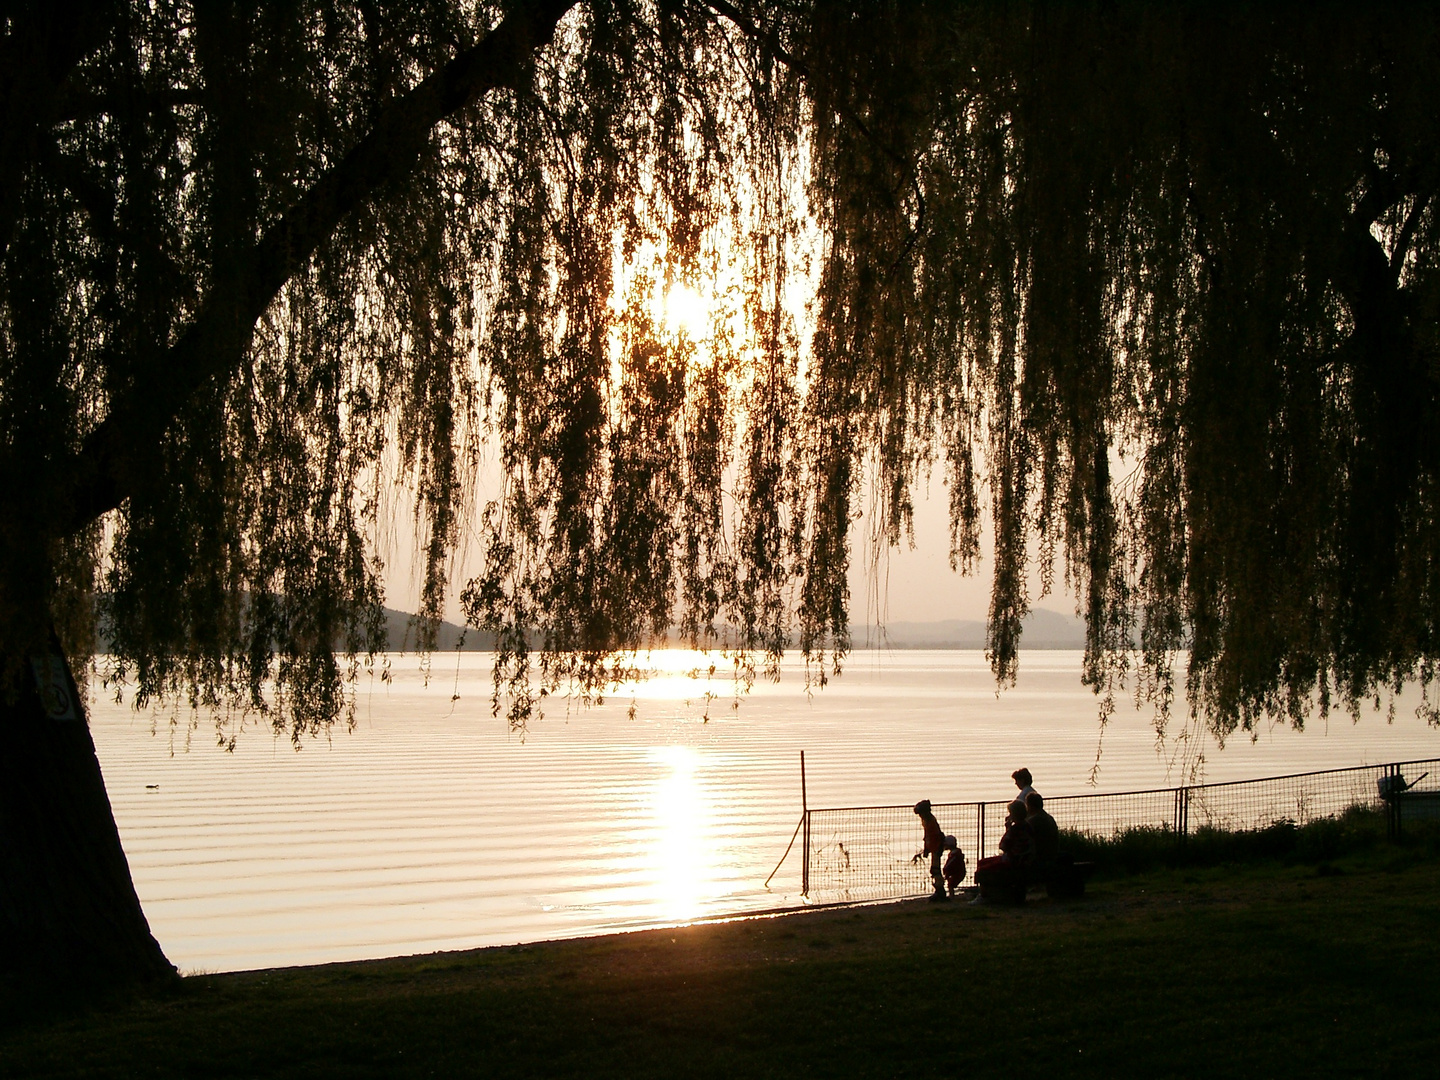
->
<box><xmin>1037</xmin><ymin>857</ymin><xmax>1096</xmax><ymax>900</ymax></box>
<box><xmin>1396</xmin><ymin>790</ymin><xmax>1440</xmax><ymax>821</ymax></box>
<box><xmin>975</xmin><ymin>856</ymin><xmax>1096</xmax><ymax>904</ymax></box>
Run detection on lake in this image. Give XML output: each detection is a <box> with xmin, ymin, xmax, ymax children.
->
<box><xmin>89</xmin><ymin>650</ymin><xmax>1440</xmax><ymax>973</ymax></box>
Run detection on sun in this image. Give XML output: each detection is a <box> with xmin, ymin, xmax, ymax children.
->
<box><xmin>661</xmin><ymin>284</ymin><xmax>709</xmax><ymax>340</ymax></box>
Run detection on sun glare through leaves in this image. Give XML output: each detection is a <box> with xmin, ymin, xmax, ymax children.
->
<box><xmin>661</xmin><ymin>285</ymin><xmax>710</xmax><ymax>342</ymax></box>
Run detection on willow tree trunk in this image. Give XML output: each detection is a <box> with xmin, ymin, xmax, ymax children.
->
<box><xmin>0</xmin><ymin>644</ymin><xmax>174</xmax><ymax>991</ymax></box>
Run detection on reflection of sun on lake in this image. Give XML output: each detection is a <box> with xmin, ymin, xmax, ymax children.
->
<box><xmin>608</xmin><ymin>649</ymin><xmax>747</xmax><ymax>701</ymax></box>
<box><xmin>650</xmin><ymin>745</ymin><xmax>712</xmax><ymax>923</ymax></box>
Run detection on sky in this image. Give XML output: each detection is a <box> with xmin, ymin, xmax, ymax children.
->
<box><xmin>379</xmin><ymin>468</ymin><xmax>1074</xmax><ymax>629</ymax></box>
<box><xmin>849</xmin><ymin>478</ymin><xmax>1072</xmax><ymax>627</ymax></box>
<box><xmin>377</xmin><ymin>233</ymin><xmax>1079</xmax><ymax>629</ymax></box>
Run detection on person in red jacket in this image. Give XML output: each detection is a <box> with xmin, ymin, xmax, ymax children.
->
<box><xmin>911</xmin><ymin>799</ymin><xmax>948</xmax><ymax>901</ymax></box>
<box><xmin>998</xmin><ymin>799</ymin><xmax>1035</xmax><ymax>865</ymax></box>
<box><xmin>973</xmin><ymin>799</ymin><xmax>1036</xmax><ymax>902</ymax></box>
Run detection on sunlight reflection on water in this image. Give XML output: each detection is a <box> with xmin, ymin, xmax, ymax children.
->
<box><xmin>88</xmin><ymin>650</ymin><xmax>1440</xmax><ymax>974</ymax></box>
<box><xmin>651</xmin><ymin>745</ymin><xmax>707</xmax><ymax>923</ymax></box>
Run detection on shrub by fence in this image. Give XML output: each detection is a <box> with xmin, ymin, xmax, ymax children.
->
<box><xmin>795</xmin><ymin>758</ymin><xmax>1440</xmax><ymax>902</ymax></box>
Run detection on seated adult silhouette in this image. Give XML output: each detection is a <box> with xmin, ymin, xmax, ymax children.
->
<box><xmin>1021</xmin><ymin>791</ymin><xmax>1094</xmax><ymax>899</ymax></box>
<box><xmin>973</xmin><ymin>799</ymin><xmax>1034</xmax><ymax>902</ymax></box>
<box><xmin>1011</xmin><ymin>767</ymin><xmax>1037</xmax><ymax>806</ymax></box>
<box><xmin>1026</xmin><ymin>791</ymin><xmax>1060</xmax><ymax>867</ymax></box>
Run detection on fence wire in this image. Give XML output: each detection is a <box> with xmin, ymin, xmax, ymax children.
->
<box><xmin>797</xmin><ymin>757</ymin><xmax>1440</xmax><ymax>902</ymax></box>
<box><xmin>805</xmin><ymin>802</ymin><xmax>979</xmax><ymax>903</ymax></box>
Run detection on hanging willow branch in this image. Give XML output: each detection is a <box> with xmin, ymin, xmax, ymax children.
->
<box><xmin>3</xmin><ymin>0</ymin><xmax>1439</xmax><ymax>745</ymax></box>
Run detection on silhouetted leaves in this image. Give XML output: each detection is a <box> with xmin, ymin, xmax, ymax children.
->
<box><xmin>3</xmin><ymin>2</ymin><xmax>1439</xmax><ymax>742</ymax></box>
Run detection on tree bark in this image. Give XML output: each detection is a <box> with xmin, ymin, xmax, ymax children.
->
<box><xmin>0</xmin><ymin>643</ymin><xmax>175</xmax><ymax>994</ymax></box>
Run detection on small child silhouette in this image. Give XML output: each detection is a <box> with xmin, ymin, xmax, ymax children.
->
<box><xmin>942</xmin><ymin>835</ymin><xmax>967</xmax><ymax>897</ymax></box>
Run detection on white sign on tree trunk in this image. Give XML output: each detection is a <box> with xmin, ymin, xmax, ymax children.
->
<box><xmin>31</xmin><ymin>654</ymin><xmax>79</xmax><ymax>721</ymax></box>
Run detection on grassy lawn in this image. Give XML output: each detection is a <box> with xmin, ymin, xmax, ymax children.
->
<box><xmin>3</xmin><ymin>843</ymin><xmax>1437</xmax><ymax>1078</ymax></box>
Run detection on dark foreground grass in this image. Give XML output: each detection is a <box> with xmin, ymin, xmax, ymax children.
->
<box><xmin>4</xmin><ymin>843</ymin><xmax>1438</xmax><ymax>1079</ymax></box>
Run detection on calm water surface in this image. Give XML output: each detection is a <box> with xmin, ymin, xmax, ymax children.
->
<box><xmin>89</xmin><ymin>650</ymin><xmax>1440</xmax><ymax>973</ymax></box>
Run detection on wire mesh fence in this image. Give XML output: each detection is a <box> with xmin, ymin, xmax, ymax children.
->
<box><xmin>795</xmin><ymin>757</ymin><xmax>1440</xmax><ymax>903</ymax></box>
<box><xmin>805</xmin><ymin>802</ymin><xmax>979</xmax><ymax>903</ymax></box>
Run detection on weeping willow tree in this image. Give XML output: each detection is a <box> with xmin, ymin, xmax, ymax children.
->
<box><xmin>3</xmin><ymin>0</ymin><xmax>1438</xmax><ymax>987</ymax></box>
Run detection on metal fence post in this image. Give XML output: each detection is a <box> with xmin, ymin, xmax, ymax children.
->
<box><xmin>1384</xmin><ymin>763</ymin><xmax>1401</xmax><ymax>841</ymax></box>
<box><xmin>977</xmin><ymin>801</ymin><xmax>986</xmax><ymax>861</ymax></box>
<box><xmin>1171</xmin><ymin>785</ymin><xmax>1190</xmax><ymax>845</ymax></box>
<box><xmin>802</xmin><ymin>809</ymin><xmax>810</xmax><ymax>896</ymax></box>
<box><xmin>801</xmin><ymin>752</ymin><xmax>810</xmax><ymax>896</ymax></box>
<box><xmin>1397</xmin><ymin>777</ymin><xmax>1404</xmax><ymax>840</ymax></box>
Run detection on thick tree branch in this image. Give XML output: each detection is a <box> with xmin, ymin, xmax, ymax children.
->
<box><xmin>49</xmin><ymin>85</ymin><xmax>204</xmax><ymax>124</ymax></box>
<box><xmin>43</xmin><ymin>142</ymin><xmax>120</xmax><ymax>245</ymax></box>
<box><xmin>58</xmin><ymin>0</ymin><xmax>581</xmax><ymax>535</ymax></box>
<box><xmin>1390</xmin><ymin>189</ymin><xmax>1433</xmax><ymax>282</ymax></box>
<box><xmin>0</xmin><ymin>0</ymin><xmax>116</xmax><ymax>262</ymax></box>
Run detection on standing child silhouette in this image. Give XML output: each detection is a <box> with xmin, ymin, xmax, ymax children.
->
<box><xmin>912</xmin><ymin>800</ymin><xmax>948</xmax><ymax>901</ymax></box>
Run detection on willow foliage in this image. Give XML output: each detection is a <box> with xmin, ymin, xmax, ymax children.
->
<box><xmin>3</xmin><ymin>1</ymin><xmax>1438</xmax><ymax>745</ymax></box>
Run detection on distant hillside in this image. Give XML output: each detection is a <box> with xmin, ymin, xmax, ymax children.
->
<box><xmin>382</xmin><ymin>605</ymin><xmax>1088</xmax><ymax>653</ymax></box>
<box><xmin>96</xmin><ymin>604</ymin><xmax>1085</xmax><ymax>654</ymax></box>
<box><xmin>383</xmin><ymin>608</ymin><xmax>494</xmax><ymax>652</ymax></box>
<box><xmin>850</xmin><ymin>606</ymin><xmax>1087</xmax><ymax>650</ymax></box>
<box><xmin>91</xmin><ymin>600</ymin><xmax>496</xmax><ymax>654</ymax></box>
